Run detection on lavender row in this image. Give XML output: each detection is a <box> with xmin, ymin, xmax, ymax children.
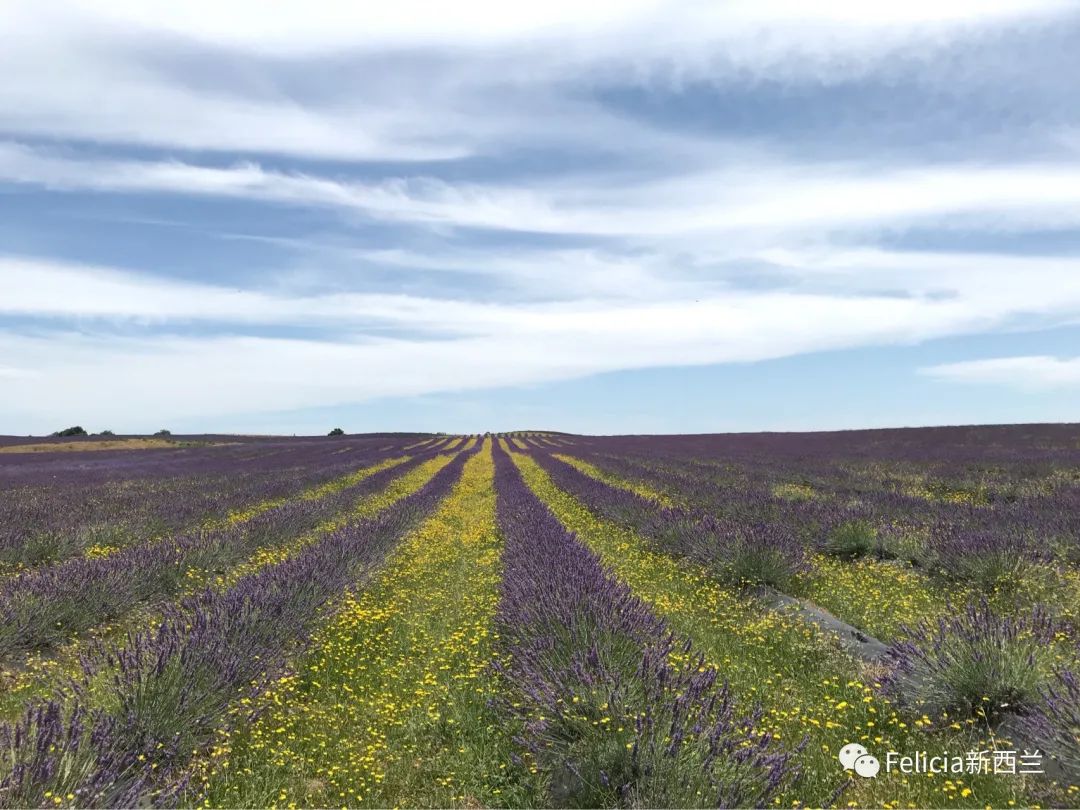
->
<box><xmin>558</xmin><ymin>424</ymin><xmax>1080</xmax><ymax>465</ymax></box>
<box><xmin>540</xmin><ymin>445</ymin><xmax>1080</xmax><ymax>777</ymax></box>
<box><xmin>569</xmin><ymin>442</ymin><xmax>1077</xmax><ymax>545</ymax></box>
<box><xmin>556</xmin><ymin>445</ymin><xmax>1080</xmax><ymax>580</ymax></box>
<box><xmin>0</xmin><ymin>446</ymin><xmax>473</xmax><ymax>808</ymax></box>
<box><xmin>0</xmin><ymin>439</ymin><xmax>431</xmax><ymax>573</ymax></box>
<box><xmin>0</xmin><ymin>447</ymin><xmax>443</xmax><ymax>662</ymax></box>
<box><xmin>524</xmin><ymin>449</ymin><xmax>810</xmax><ymax>592</ymax></box>
<box><xmin>558</xmin><ymin>427</ymin><xmax>1080</xmax><ymax>531</ymax></box>
<box><xmin>0</xmin><ymin>434</ymin><xmax>440</xmax><ymax>489</ymax></box>
<box><xmin>492</xmin><ymin>442</ymin><xmax>797</xmax><ymax>808</ymax></box>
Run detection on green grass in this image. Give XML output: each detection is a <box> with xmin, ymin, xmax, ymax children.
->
<box><xmin>191</xmin><ymin>444</ymin><xmax>539</xmax><ymax>809</ymax></box>
<box><xmin>513</xmin><ymin>452</ymin><xmax>1045</xmax><ymax>809</ymax></box>
<box><xmin>0</xmin><ymin>456</ymin><xmax>454</xmax><ymax>724</ymax></box>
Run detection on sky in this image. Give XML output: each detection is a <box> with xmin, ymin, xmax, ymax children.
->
<box><xmin>2</xmin><ymin>1</ymin><xmax>1079</xmax><ymax>436</ymax></box>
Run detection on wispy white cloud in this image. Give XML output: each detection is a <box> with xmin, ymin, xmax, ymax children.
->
<box><xmin>7</xmin><ymin>251</ymin><xmax>1080</xmax><ymax>331</ymax></box>
<box><xmin>5</xmin><ymin>143</ymin><xmax>1080</xmax><ymax>240</ymax></box>
<box><xmin>3</xmin><ymin>251</ymin><xmax>1080</xmax><ymax>430</ymax></box>
<box><xmin>57</xmin><ymin>0</ymin><xmax>1070</xmax><ymax>46</ymax></box>
<box><xmin>0</xmin><ymin>0</ymin><xmax>1073</xmax><ymax>160</ymax></box>
<box><xmin>0</xmin><ymin>366</ymin><xmax>37</xmax><ymax>379</ymax></box>
<box><xmin>921</xmin><ymin>356</ymin><xmax>1080</xmax><ymax>389</ymax></box>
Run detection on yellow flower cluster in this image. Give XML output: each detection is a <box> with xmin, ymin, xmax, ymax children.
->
<box><xmin>51</xmin><ymin>457</ymin><xmax>411</xmax><ymax>574</ymax></box>
<box><xmin>915</xmin><ymin>487</ymin><xmax>990</xmax><ymax>506</ymax></box>
<box><xmin>552</xmin><ymin>454</ymin><xmax>676</xmax><ymax>506</ymax></box>
<box><xmin>196</xmin><ymin>442</ymin><xmax>526</xmax><ymax>808</ymax></box>
<box><xmin>798</xmin><ymin>554</ymin><xmax>959</xmax><ymax>641</ymax></box>
<box><xmin>209</xmin><ymin>455</ymin><xmax>454</xmax><ymax>591</ymax></box>
<box><xmin>772</xmin><ymin>482</ymin><xmax>817</xmax><ymax>501</ymax></box>
<box><xmin>209</xmin><ymin>456</ymin><xmax>409</xmax><ymax>530</ymax></box>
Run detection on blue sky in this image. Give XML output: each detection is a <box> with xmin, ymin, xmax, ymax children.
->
<box><xmin>2</xmin><ymin>1</ymin><xmax>1079</xmax><ymax>435</ymax></box>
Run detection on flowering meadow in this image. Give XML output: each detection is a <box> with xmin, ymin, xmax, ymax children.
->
<box><xmin>0</xmin><ymin>426</ymin><xmax>1078</xmax><ymax>808</ymax></box>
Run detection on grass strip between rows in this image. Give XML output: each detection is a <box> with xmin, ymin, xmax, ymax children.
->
<box><xmin>3</xmin><ymin>453</ymin><xmax>411</xmax><ymax>580</ymax></box>
<box><xmin>560</xmin><ymin>450</ymin><xmax>1080</xmax><ymax>645</ymax></box>
<box><xmin>554</xmin><ymin>452</ymin><xmax>965</xmax><ymax>642</ymax></box>
<box><xmin>192</xmin><ymin>441</ymin><xmax>530</xmax><ymax>809</ymax></box>
<box><xmin>512</xmin><ymin>451</ymin><xmax>1034</xmax><ymax>809</ymax></box>
<box><xmin>202</xmin><ymin>456</ymin><xmax>410</xmax><ymax>531</ymax></box>
<box><xmin>0</xmin><ymin>452</ymin><xmax>472</xmax><ymax>808</ymax></box>
<box><xmin>0</xmin><ymin>454</ymin><xmax>455</xmax><ymax>722</ymax></box>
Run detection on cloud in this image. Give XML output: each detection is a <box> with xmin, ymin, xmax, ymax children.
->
<box><xmin>0</xmin><ymin>366</ymin><xmax>36</xmax><ymax>379</ymax></box>
<box><xmin>2</xmin><ymin>1</ymin><xmax>1079</xmax><ymax>432</ymax></box>
<box><xmin>6</xmin><ymin>143</ymin><xmax>1080</xmax><ymax>241</ymax></box>
<box><xmin>16</xmin><ymin>0</ymin><xmax>1071</xmax><ymax>57</ymax></box>
<box><xmin>0</xmin><ymin>291</ymin><xmax>946</xmax><ymax>430</ymax></box>
<box><xmin>0</xmin><ymin>0</ymin><xmax>1074</xmax><ymax>161</ymax></box>
<box><xmin>7</xmin><ymin>250</ymin><xmax>1080</xmax><ymax>330</ymax></box>
<box><xmin>3</xmin><ymin>249</ymin><xmax>1080</xmax><ymax>430</ymax></box>
<box><xmin>921</xmin><ymin>355</ymin><xmax>1080</xmax><ymax>389</ymax></box>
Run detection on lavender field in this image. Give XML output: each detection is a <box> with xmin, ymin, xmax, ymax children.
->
<box><xmin>1</xmin><ymin>426</ymin><xmax>1079</xmax><ymax>808</ymax></box>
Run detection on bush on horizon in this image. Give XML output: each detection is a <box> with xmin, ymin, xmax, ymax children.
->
<box><xmin>52</xmin><ymin>426</ymin><xmax>87</xmax><ymax>437</ymax></box>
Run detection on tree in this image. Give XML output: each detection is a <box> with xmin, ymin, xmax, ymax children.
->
<box><xmin>153</xmin><ymin>429</ymin><xmax>172</xmax><ymax>437</ymax></box>
<box><xmin>97</xmin><ymin>430</ymin><xmax>115</xmax><ymax>436</ymax></box>
<box><xmin>328</xmin><ymin>427</ymin><xmax>345</xmax><ymax>436</ymax></box>
<box><xmin>53</xmin><ymin>426</ymin><xmax>87</xmax><ymax>437</ymax></box>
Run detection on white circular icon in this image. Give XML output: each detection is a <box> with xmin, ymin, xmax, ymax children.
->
<box><xmin>853</xmin><ymin>754</ymin><xmax>881</xmax><ymax>778</ymax></box>
<box><xmin>838</xmin><ymin>743</ymin><xmax>868</xmax><ymax>770</ymax></box>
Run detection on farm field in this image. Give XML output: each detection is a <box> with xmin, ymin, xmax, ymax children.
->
<box><xmin>0</xmin><ymin>426</ymin><xmax>1078</xmax><ymax>808</ymax></box>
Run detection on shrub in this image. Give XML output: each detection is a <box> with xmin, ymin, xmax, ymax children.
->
<box><xmin>725</xmin><ymin>541</ymin><xmax>802</xmax><ymax>591</ymax></box>
<box><xmin>702</xmin><ymin>520</ymin><xmax>808</xmax><ymax>591</ymax></box>
<box><xmin>53</xmin><ymin>426</ymin><xmax>87</xmax><ymax>437</ymax></box>
<box><xmin>1020</xmin><ymin>669</ymin><xmax>1080</xmax><ymax>778</ymax></box>
<box><xmin>328</xmin><ymin>428</ymin><xmax>345</xmax><ymax>436</ymax></box>
<box><xmin>824</xmin><ymin>519</ymin><xmax>878</xmax><ymax>560</ymax></box>
<box><xmin>874</xmin><ymin>525</ymin><xmax>927</xmax><ymax>565</ymax></box>
<box><xmin>644</xmin><ymin>508</ymin><xmax>701</xmax><ymax>557</ymax></box>
<box><xmin>924</xmin><ymin>525</ymin><xmax>1047</xmax><ymax>594</ymax></box>
<box><xmin>97</xmin><ymin>430</ymin><xmax>115</xmax><ymax>437</ymax></box>
<box><xmin>883</xmin><ymin>600</ymin><xmax>1057</xmax><ymax>720</ymax></box>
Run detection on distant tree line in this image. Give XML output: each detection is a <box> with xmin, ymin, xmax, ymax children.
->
<box><xmin>50</xmin><ymin>427</ymin><xmax>171</xmax><ymax>438</ymax></box>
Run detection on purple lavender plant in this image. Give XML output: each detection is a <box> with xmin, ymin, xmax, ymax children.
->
<box><xmin>529</xmin><ymin>452</ymin><xmax>807</xmax><ymax>592</ymax></box>
<box><xmin>0</xmin><ymin>447</ymin><xmax>473</xmax><ymax>807</ymax></box>
<box><xmin>883</xmin><ymin>600</ymin><xmax>1058</xmax><ymax>720</ymax></box>
<box><xmin>0</xmin><ymin>450</ymin><xmax>439</xmax><ymax>660</ymax></box>
<box><xmin>1019</xmin><ymin>669</ymin><xmax>1080</xmax><ymax>779</ymax></box>
<box><xmin>493</xmin><ymin>442</ymin><xmax>798</xmax><ymax>808</ymax></box>
<box><xmin>0</xmin><ymin>438</ymin><xmax>422</xmax><ymax>571</ymax></box>
<box><xmin>0</xmin><ymin>700</ymin><xmax>151</xmax><ymax>808</ymax></box>
<box><xmin>923</xmin><ymin>524</ymin><xmax>1050</xmax><ymax>593</ymax></box>
<box><xmin>690</xmin><ymin>517</ymin><xmax>808</xmax><ymax>591</ymax></box>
